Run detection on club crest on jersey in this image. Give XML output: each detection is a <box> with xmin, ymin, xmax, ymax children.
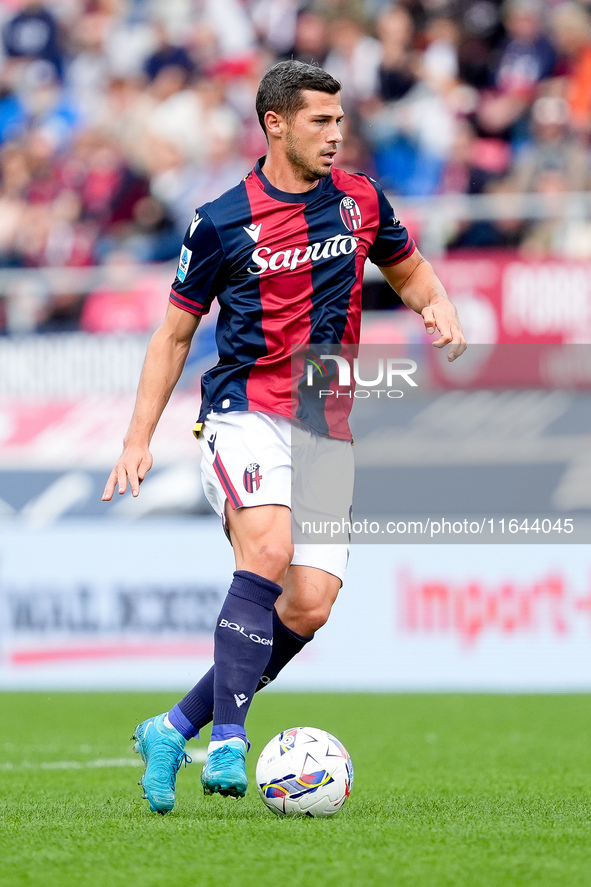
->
<box><xmin>340</xmin><ymin>196</ymin><xmax>362</xmax><ymax>231</ymax></box>
<box><xmin>243</xmin><ymin>462</ymin><xmax>262</xmax><ymax>493</ymax></box>
<box><xmin>177</xmin><ymin>246</ymin><xmax>192</xmax><ymax>282</ymax></box>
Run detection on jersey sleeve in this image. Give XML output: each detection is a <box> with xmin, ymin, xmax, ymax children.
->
<box><xmin>169</xmin><ymin>208</ymin><xmax>225</xmax><ymax>316</ymax></box>
<box><xmin>367</xmin><ymin>182</ymin><xmax>415</xmax><ymax>267</ymax></box>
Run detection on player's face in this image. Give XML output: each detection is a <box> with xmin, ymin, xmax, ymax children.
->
<box><xmin>284</xmin><ymin>91</ymin><xmax>344</xmax><ymax>182</ymax></box>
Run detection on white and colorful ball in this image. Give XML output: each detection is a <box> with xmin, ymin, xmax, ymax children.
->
<box><xmin>256</xmin><ymin>726</ymin><xmax>354</xmax><ymax>817</ymax></box>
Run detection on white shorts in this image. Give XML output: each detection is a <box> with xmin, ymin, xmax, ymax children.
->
<box><xmin>198</xmin><ymin>411</ymin><xmax>352</xmax><ymax>583</ymax></box>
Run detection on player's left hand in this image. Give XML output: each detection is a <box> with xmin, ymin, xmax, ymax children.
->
<box><xmin>422</xmin><ymin>300</ymin><xmax>467</xmax><ymax>361</ymax></box>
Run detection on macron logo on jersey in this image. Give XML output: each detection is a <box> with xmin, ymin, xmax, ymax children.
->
<box><xmin>243</xmin><ymin>222</ymin><xmax>262</xmax><ymax>243</ymax></box>
<box><xmin>247</xmin><ymin>234</ymin><xmax>358</xmax><ymax>276</ymax></box>
<box><xmin>190</xmin><ymin>212</ymin><xmax>202</xmax><ymax>237</ymax></box>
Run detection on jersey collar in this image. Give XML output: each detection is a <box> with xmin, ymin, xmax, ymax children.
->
<box><xmin>252</xmin><ymin>157</ymin><xmax>330</xmax><ymax>204</ymax></box>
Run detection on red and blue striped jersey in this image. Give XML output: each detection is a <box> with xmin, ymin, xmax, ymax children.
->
<box><xmin>169</xmin><ymin>159</ymin><xmax>415</xmax><ymax>440</ymax></box>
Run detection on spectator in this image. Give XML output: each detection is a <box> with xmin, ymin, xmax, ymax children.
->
<box><xmin>2</xmin><ymin>2</ymin><xmax>63</xmax><ymax>78</ymax></box>
<box><xmin>423</xmin><ymin>16</ymin><xmax>460</xmax><ymax>87</ymax></box>
<box><xmin>519</xmin><ymin>167</ymin><xmax>571</xmax><ymax>257</ymax></box>
<box><xmin>0</xmin><ymin>144</ymin><xmax>28</xmax><ymax>267</ymax></box>
<box><xmin>550</xmin><ymin>1</ymin><xmax>591</xmax><ymax>135</ymax></box>
<box><xmin>375</xmin><ymin>4</ymin><xmax>416</xmax><ymax>102</ymax></box>
<box><xmin>126</xmin><ymin>195</ymin><xmax>180</xmax><ymax>263</ymax></box>
<box><xmin>142</xmin><ymin>134</ymin><xmax>198</xmax><ymax>233</ymax></box>
<box><xmin>86</xmin><ymin>75</ymin><xmax>156</xmax><ymax>166</ymax></box>
<box><xmin>251</xmin><ymin>0</ymin><xmax>301</xmax><ymax>57</ymax></box>
<box><xmin>324</xmin><ymin>8</ymin><xmax>382</xmax><ymax>108</ymax></box>
<box><xmin>495</xmin><ymin>0</ymin><xmax>556</xmax><ymax>93</ymax></box>
<box><xmin>143</xmin><ymin>20</ymin><xmax>194</xmax><ymax>83</ymax></box>
<box><xmin>448</xmin><ymin>179</ymin><xmax>527</xmax><ymax>249</ymax></box>
<box><xmin>364</xmin><ymin>14</ymin><xmax>465</xmax><ymax>195</ymax></box>
<box><xmin>281</xmin><ymin>8</ymin><xmax>330</xmax><ymax>66</ymax></box>
<box><xmin>477</xmin><ymin>0</ymin><xmax>557</xmax><ymax>144</ymax></box>
<box><xmin>185</xmin><ymin>0</ymin><xmax>256</xmax><ymax>62</ymax></box>
<box><xmin>171</xmin><ymin>130</ymin><xmax>251</xmax><ymax>226</ymax></box>
<box><xmin>65</xmin><ymin>11</ymin><xmax>112</xmax><ymax>117</ymax></box>
<box><xmin>19</xmin><ymin>59</ymin><xmax>80</xmax><ymax>149</ymax></box>
<box><xmin>440</xmin><ymin>118</ymin><xmax>499</xmax><ymax>197</ymax></box>
<box><xmin>512</xmin><ymin>95</ymin><xmax>590</xmax><ymax>192</ymax></box>
<box><xmin>101</xmin><ymin>10</ymin><xmax>156</xmax><ymax>80</ymax></box>
<box><xmin>23</xmin><ymin>128</ymin><xmax>64</xmax><ymax>203</ymax></box>
<box><xmin>45</xmin><ymin>190</ymin><xmax>95</xmax><ymax>267</ymax></box>
<box><xmin>142</xmin><ymin>72</ymin><xmax>241</xmax><ymax>172</ymax></box>
<box><xmin>458</xmin><ymin>0</ymin><xmax>505</xmax><ymax>89</ymax></box>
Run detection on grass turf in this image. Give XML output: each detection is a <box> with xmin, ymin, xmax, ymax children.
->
<box><xmin>1</xmin><ymin>693</ymin><xmax>590</xmax><ymax>887</ymax></box>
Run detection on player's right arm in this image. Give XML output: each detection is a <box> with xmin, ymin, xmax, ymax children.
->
<box><xmin>103</xmin><ymin>206</ymin><xmax>224</xmax><ymax>500</ymax></box>
<box><xmin>102</xmin><ymin>303</ymin><xmax>200</xmax><ymax>500</ymax></box>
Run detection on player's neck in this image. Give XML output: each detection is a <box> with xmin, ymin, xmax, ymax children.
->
<box><xmin>260</xmin><ymin>153</ymin><xmax>320</xmax><ymax>194</ymax></box>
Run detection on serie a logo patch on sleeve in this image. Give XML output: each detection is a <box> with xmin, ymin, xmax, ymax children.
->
<box><xmin>177</xmin><ymin>246</ymin><xmax>192</xmax><ymax>282</ymax></box>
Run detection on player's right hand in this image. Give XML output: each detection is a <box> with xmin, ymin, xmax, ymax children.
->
<box><xmin>102</xmin><ymin>446</ymin><xmax>153</xmax><ymax>500</ymax></box>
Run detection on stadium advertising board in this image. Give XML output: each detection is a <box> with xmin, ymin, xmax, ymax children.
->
<box><xmin>1</xmin><ymin>520</ymin><xmax>590</xmax><ymax>691</ymax></box>
<box><xmin>432</xmin><ymin>254</ymin><xmax>591</xmax><ymax>345</ymax></box>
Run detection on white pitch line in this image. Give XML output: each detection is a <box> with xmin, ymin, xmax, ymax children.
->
<box><xmin>0</xmin><ymin>758</ymin><xmax>141</xmax><ymax>771</ymax></box>
<box><xmin>0</xmin><ymin>749</ymin><xmax>207</xmax><ymax>771</ymax></box>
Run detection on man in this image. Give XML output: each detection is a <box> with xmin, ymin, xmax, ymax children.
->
<box><xmin>102</xmin><ymin>60</ymin><xmax>466</xmax><ymax>814</ymax></box>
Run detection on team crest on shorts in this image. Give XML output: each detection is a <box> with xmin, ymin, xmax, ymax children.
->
<box><xmin>243</xmin><ymin>462</ymin><xmax>262</xmax><ymax>493</ymax></box>
<box><xmin>339</xmin><ymin>196</ymin><xmax>362</xmax><ymax>231</ymax></box>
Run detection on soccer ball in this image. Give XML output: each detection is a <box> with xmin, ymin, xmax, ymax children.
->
<box><xmin>256</xmin><ymin>726</ymin><xmax>354</xmax><ymax>817</ymax></box>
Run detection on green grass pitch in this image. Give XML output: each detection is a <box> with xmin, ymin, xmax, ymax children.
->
<box><xmin>2</xmin><ymin>692</ymin><xmax>591</xmax><ymax>887</ymax></box>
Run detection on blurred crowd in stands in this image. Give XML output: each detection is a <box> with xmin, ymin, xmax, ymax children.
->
<box><xmin>0</xmin><ymin>0</ymin><xmax>590</xmax><ymax>333</ymax></box>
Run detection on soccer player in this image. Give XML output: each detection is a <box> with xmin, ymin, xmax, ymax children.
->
<box><xmin>102</xmin><ymin>60</ymin><xmax>466</xmax><ymax>813</ymax></box>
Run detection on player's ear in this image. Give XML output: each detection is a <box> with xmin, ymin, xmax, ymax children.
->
<box><xmin>264</xmin><ymin>110</ymin><xmax>284</xmax><ymax>138</ymax></box>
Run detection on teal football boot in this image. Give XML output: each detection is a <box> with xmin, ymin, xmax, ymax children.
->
<box><xmin>133</xmin><ymin>713</ymin><xmax>191</xmax><ymax>814</ymax></box>
<box><xmin>201</xmin><ymin>739</ymin><xmax>248</xmax><ymax>798</ymax></box>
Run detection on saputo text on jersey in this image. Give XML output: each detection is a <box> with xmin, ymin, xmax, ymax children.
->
<box><xmin>247</xmin><ymin>234</ymin><xmax>358</xmax><ymax>274</ymax></box>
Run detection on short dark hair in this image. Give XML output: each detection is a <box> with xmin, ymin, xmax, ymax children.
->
<box><xmin>255</xmin><ymin>60</ymin><xmax>341</xmax><ymax>135</ymax></box>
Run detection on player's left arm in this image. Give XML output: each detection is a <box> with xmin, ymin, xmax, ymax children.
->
<box><xmin>379</xmin><ymin>249</ymin><xmax>467</xmax><ymax>362</ymax></box>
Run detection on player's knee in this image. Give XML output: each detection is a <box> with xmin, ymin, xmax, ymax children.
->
<box><xmin>285</xmin><ymin>601</ymin><xmax>332</xmax><ymax>636</ymax></box>
<box><xmin>307</xmin><ymin>603</ymin><xmax>332</xmax><ymax>633</ymax></box>
<box><xmin>248</xmin><ymin>543</ymin><xmax>293</xmax><ymax>584</ymax></box>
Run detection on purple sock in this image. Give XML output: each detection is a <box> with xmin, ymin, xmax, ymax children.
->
<box><xmin>257</xmin><ymin>612</ymin><xmax>313</xmax><ymax>690</ymax></box>
<box><xmin>169</xmin><ymin>610</ymin><xmax>313</xmax><ymax>740</ymax></box>
<box><xmin>169</xmin><ymin>675</ymin><xmax>213</xmax><ymax>739</ymax></box>
<box><xmin>211</xmin><ymin>571</ymin><xmax>281</xmax><ymax>741</ymax></box>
